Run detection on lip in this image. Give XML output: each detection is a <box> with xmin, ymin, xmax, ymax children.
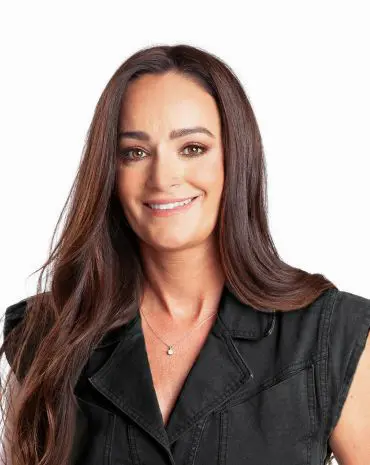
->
<box><xmin>143</xmin><ymin>196</ymin><xmax>199</xmax><ymax>205</ymax></box>
<box><xmin>144</xmin><ymin>195</ymin><xmax>201</xmax><ymax>216</ymax></box>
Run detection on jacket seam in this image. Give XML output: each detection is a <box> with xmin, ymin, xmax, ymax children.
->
<box><xmin>321</xmin><ymin>289</ymin><xmax>340</xmax><ymax>425</ymax></box>
<box><xmin>128</xmin><ymin>423</ymin><xmax>142</xmax><ymax>465</ymax></box>
<box><xmin>186</xmin><ymin>416</ymin><xmax>208</xmax><ymax>465</ymax></box>
<box><xmin>104</xmin><ymin>413</ymin><xmax>115</xmax><ymax>465</ymax></box>
<box><xmin>218</xmin><ymin>356</ymin><xmax>326</xmax><ymax>411</ymax></box>
<box><xmin>218</xmin><ymin>409</ymin><xmax>228</xmax><ymax>465</ymax></box>
<box><xmin>317</xmin><ymin>288</ymin><xmax>339</xmax><ymax>462</ymax></box>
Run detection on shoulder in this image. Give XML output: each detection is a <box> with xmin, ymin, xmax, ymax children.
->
<box><xmin>323</xmin><ymin>289</ymin><xmax>370</xmax><ymax>462</ymax></box>
<box><xmin>2</xmin><ymin>295</ymin><xmax>39</xmax><ymax>379</ymax></box>
<box><xmin>277</xmin><ymin>287</ymin><xmax>370</xmax><ymax>356</ymax></box>
<box><xmin>321</xmin><ymin>288</ymin><xmax>370</xmax><ymax>387</ymax></box>
<box><xmin>271</xmin><ymin>287</ymin><xmax>336</xmax><ymax>364</ymax></box>
<box><xmin>317</xmin><ymin>288</ymin><xmax>370</xmax><ymax>445</ymax></box>
<box><xmin>3</xmin><ymin>297</ymin><xmax>30</xmax><ymax>339</ymax></box>
<box><xmin>326</xmin><ymin>288</ymin><xmax>370</xmax><ymax>335</ymax></box>
<box><xmin>274</xmin><ymin>288</ymin><xmax>370</xmax><ymax>462</ymax></box>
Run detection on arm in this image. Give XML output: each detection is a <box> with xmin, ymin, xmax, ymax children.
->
<box><xmin>329</xmin><ymin>331</ymin><xmax>370</xmax><ymax>464</ymax></box>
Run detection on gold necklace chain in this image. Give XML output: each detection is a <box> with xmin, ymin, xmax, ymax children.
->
<box><xmin>140</xmin><ymin>307</ymin><xmax>219</xmax><ymax>356</ymax></box>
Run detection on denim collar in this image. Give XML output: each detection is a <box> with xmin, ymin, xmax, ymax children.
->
<box><xmin>87</xmin><ymin>284</ymin><xmax>276</xmax><ymax>450</ymax></box>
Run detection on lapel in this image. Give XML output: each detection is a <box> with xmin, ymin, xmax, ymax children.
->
<box><xmin>88</xmin><ymin>284</ymin><xmax>276</xmax><ymax>450</ymax></box>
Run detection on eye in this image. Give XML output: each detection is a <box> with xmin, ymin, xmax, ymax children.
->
<box><xmin>118</xmin><ymin>143</ymin><xmax>208</xmax><ymax>162</ymax></box>
<box><xmin>118</xmin><ymin>147</ymin><xmax>147</xmax><ymax>161</ymax></box>
<box><xmin>181</xmin><ymin>143</ymin><xmax>208</xmax><ymax>157</ymax></box>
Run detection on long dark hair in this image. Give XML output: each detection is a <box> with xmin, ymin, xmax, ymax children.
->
<box><xmin>0</xmin><ymin>43</ymin><xmax>336</xmax><ymax>465</ymax></box>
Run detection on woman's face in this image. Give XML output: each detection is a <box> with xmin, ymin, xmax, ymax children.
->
<box><xmin>116</xmin><ymin>71</ymin><xmax>224</xmax><ymax>251</ymax></box>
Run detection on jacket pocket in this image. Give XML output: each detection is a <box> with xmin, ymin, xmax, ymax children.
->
<box><xmin>223</xmin><ymin>364</ymin><xmax>315</xmax><ymax>465</ymax></box>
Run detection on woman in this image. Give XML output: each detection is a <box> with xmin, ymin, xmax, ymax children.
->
<box><xmin>1</xmin><ymin>44</ymin><xmax>369</xmax><ymax>465</ymax></box>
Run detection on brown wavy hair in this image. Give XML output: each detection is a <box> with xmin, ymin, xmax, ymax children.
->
<box><xmin>0</xmin><ymin>43</ymin><xmax>337</xmax><ymax>465</ymax></box>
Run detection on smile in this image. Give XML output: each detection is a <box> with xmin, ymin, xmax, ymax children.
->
<box><xmin>144</xmin><ymin>195</ymin><xmax>201</xmax><ymax>216</ymax></box>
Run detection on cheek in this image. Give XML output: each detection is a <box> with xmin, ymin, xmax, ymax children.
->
<box><xmin>115</xmin><ymin>171</ymin><xmax>143</xmax><ymax>223</ymax></box>
<box><xmin>116</xmin><ymin>167</ymin><xmax>142</xmax><ymax>202</ymax></box>
<box><xmin>196</xmin><ymin>157</ymin><xmax>224</xmax><ymax>196</ymax></box>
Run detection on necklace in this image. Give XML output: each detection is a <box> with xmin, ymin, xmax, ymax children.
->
<box><xmin>140</xmin><ymin>306</ymin><xmax>219</xmax><ymax>356</ymax></box>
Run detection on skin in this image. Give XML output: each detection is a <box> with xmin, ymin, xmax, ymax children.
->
<box><xmin>115</xmin><ymin>71</ymin><xmax>226</xmax><ymax>330</ymax></box>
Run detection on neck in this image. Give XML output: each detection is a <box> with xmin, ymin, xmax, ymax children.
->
<box><xmin>139</xmin><ymin>239</ymin><xmax>225</xmax><ymax>323</ymax></box>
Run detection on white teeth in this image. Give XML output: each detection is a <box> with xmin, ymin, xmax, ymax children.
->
<box><xmin>148</xmin><ymin>197</ymin><xmax>195</xmax><ymax>210</ymax></box>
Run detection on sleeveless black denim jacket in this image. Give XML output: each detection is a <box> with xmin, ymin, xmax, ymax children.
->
<box><xmin>4</xmin><ymin>286</ymin><xmax>370</xmax><ymax>465</ymax></box>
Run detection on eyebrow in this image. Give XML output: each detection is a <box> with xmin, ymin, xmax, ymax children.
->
<box><xmin>118</xmin><ymin>126</ymin><xmax>215</xmax><ymax>142</ymax></box>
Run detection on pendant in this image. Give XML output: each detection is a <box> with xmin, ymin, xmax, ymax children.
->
<box><xmin>167</xmin><ymin>345</ymin><xmax>174</xmax><ymax>355</ymax></box>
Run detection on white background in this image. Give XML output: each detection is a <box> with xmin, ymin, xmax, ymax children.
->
<box><xmin>1</xmin><ymin>2</ymin><xmax>369</xmax><ymax>463</ymax></box>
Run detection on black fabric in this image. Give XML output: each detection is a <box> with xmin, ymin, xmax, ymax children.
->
<box><xmin>3</xmin><ymin>298</ymin><xmax>29</xmax><ymax>377</ymax></box>
<box><xmin>3</xmin><ymin>286</ymin><xmax>370</xmax><ymax>465</ymax></box>
<box><xmin>321</xmin><ymin>289</ymin><xmax>370</xmax><ymax>460</ymax></box>
<box><xmin>3</xmin><ymin>298</ymin><xmax>28</xmax><ymax>339</ymax></box>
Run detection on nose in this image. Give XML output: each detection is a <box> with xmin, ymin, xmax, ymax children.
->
<box><xmin>146</xmin><ymin>150</ymin><xmax>183</xmax><ymax>189</ymax></box>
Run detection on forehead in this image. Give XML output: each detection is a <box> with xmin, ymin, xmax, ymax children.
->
<box><xmin>118</xmin><ymin>72</ymin><xmax>221</xmax><ymax>138</ymax></box>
